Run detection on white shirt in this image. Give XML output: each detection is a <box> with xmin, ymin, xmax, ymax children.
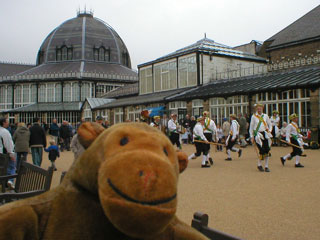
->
<box><xmin>0</xmin><ymin>126</ymin><xmax>15</xmax><ymax>157</ymax></box>
<box><xmin>193</xmin><ymin>123</ymin><xmax>208</xmax><ymax>142</ymax></box>
<box><xmin>217</xmin><ymin>128</ymin><xmax>223</xmax><ymax>139</ymax></box>
<box><xmin>249</xmin><ymin>113</ymin><xmax>272</xmax><ymax>138</ymax></box>
<box><xmin>229</xmin><ymin>120</ymin><xmax>240</xmax><ymax>141</ymax></box>
<box><xmin>150</xmin><ymin>122</ymin><xmax>160</xmax><ymax>130</ymax></box>
<box><xmin>168</xmin><ymin>119</ymin><xmax>178</xmax><ymax>133</ymax></box>
<box><xmin>270</xmin><ymin>116</ymin><xmax>280</xmax><ymax>127</ymax></box>
<box><xmin>286</xmin><ymin>122</ymin><xmax>303</xmax><ymax>142</ymax></box>
<box><xmin>203</xmin><ymin>117</ymin><xmax>217</xmax><ymax>134</ymax></box>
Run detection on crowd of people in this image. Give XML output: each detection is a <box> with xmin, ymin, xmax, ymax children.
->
<box><xmin>0</xmin><ymin>105</ymin><xmax>311</xmax><ymax>189</ymax></box>
<box><xmin>147</xmin><ymin>104</ymin><xmax>309</xmax><ymax>172</ymax></box>
<box><xmin>0</xmin><ymin>117</ymin><xmax>81</xmax><ymax>189</ymax></box>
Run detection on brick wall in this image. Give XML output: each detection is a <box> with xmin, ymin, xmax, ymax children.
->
<box><xmin>266</xmin><ymin>40</ymin><xmax>320</xmax><ymax>71</ymax></box>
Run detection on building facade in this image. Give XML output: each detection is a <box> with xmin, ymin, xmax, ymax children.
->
<box><xmin>0</xmin><ymin>10</ymin><xmax>138</xmax><ymax>125</ymax></box>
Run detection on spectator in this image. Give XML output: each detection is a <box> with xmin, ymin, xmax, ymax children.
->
<box><xmin>216</xmin><ymin>123</ymin><xmax>223</xmax><ymax>151</ymax></box>
<box><xmin>190</xmin><ymin>116</ymin><xmax>197</xmax><ymax>137</ymax></box>
<box><xmin>161</xmin><ymin>114</ymin><xmax>169</xmax><ymax>135</ymax></box>
<box><xmin>0</xmin><ymin>117</ymin><xmax>16</xmax><ymax>189</ymax></box>
<box><xmin>71</xmin><ymin>133</ymin><xmax>85</xmax><ymax>160</ymax></box>
<box><xmin>29</xmin><ymin>117</ymin><xmax>47</xmax><ymax>166</ymax></box>
<box><xmin>280</xmin><ymin>122</ymin><xmax>288</xmax><ymax>146</ymax></box>
<box><xmin>222</xmin><ymin>118</ymin><xmax>230</xmax><ymax>143</ymax></box>
<box><xmin>49</xmin><ymin>118</ymin><xmax>60</xmax><ymax>144</ymax></box>
<box><xmin>103</xmin><ymin>120</ymin><xmax>110</xmax><ymax>129</ymax></box>
<box><xmin>42</xmin><ymin>122</ymin><xmax>49</xmax><ymax>134</ymax></box>
<box><xmin>59</xmin><ymin>120</ymin><xmax>71</xmax><ymax>151</ymax></box>
<box><xmin>44</xmin><ymin>140</ymin><xmax>59</xmax><ymax>171</ymax></box>
<box><xmin>12</xmin><ymin>122</ymin><xmax>30</xmax><ymax>171</ymax></box>
<box><xmin>182</xmin><ymin>114</ymin><xmax>192</xmax><ymax>143</ymax></box>
<box><xmin>96</xmin><ymin>116</ymin><xmax>104</xmax><ymax>125</ymax></box>
<box><xmin>239</xmin><ymin>113</ymin><xmax>248</xmax><ymax>147</ymax></box>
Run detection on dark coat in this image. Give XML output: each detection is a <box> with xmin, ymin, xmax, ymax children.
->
<box><xmin>29</xmin><ymin>123</ymin><xmax>47</xmax><ymax>148</ymax></box>
<box><xmin>49</xmin><ymin>123</ymin><xmax>60</xmax><ymax>137</ymax></box>
<box><xmin>13</xmin><ymin>126</ymin><xmax>30</xmax><ymax>152</ymax></box>
<box><xmin>60</xmin><ymin>125</ymin><xmax>71</xmax><ymax>139</ymax></box>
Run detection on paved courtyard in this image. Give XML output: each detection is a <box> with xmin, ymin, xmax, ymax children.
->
<box><xmin>37</xmin><ymin>143</ymin><xmax>320</xmax><ymax>240</ymax></box>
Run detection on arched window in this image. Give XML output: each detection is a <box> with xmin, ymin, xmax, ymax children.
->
<box><xmin>67</xmin><ymin>48</ymin><xmax>73</xmax><ymax>60</ymax></box>
<box><xmin>62</xmin><ymin>46</ymin><xmax>68</xmax><ymax>60</ymax></box>
<box><xmin>93</xmin><ymin>46</ymin><xmax>110</xmax><ymax>62</ymax></box>
<box><xmin>99</xmin><ymin>47</ymin><xmax>105</xmax><ymax>61</ymax></box>
<box><xmin>39</xmin><ymin>84</ymin><xmax>46</xmax><ymax>102</ymax></box>
<box><xmin>72</xmin><ymin>82</ymin><xmax>80</xmax><ymax>101</ymax></box>
<box><xmin>63</xmin><ymin>83</ymin><xmax>71</xmax><ymax>102</ymax></box>
<box><xmin>56</xmin><ymin>46</ymin><xmax>73</xmax><ymax>62</ymax></box>
<box><xmin>105</xmin><ymin>50</ymin><xmax>110</xmax><ymax>62</ymax></box>
<box><xmin>55</xmin><ymin>83</ymin><xmax>62</xmax><ymax>102</ymax></box>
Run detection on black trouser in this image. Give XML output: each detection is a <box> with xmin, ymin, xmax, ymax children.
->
<box><xmin>169</xmin><ymin>132</ymin><xmax>181</xmax><ymax>149</ymax></box>
<box><xmin>255</xmin><ymin>132</ymin><xmax>270</xmax><ymax>155</ymax></box>
<box><xmin>61</xmin><ymin>137</ymin><xmax>70</xmax><ymax>151</ymax></box>
<box><xmin>272</xmin><ymin>127</ymin><xmax>277</xmax><ymax>143</ymax></box>
<box><xmin>226</xmin><ymin>137</ymin><xmax>236</xmax><ymax>150</ymax></box>
<box><xmin>194</xmin><ymin>142</ymin><xmax>208</xmax><ymax>156</ymax></box>
<box><xmin>290</xmin><ymin>137</ymin><xmax>302</xmax><ymax>157</ymax></box>
<box><xmin>204</xmin><ymin>133</ymin><xmax>212</xmax><ymax>153</ymax></box>
<box><xmin>217</xmin><ymin>138</ymin><xmax>223</xmax><ymax>151</ymax></box>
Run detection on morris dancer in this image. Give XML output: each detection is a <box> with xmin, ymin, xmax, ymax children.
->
<box><xmin>203</xmin><ymin>111</ymin><xmax>217</xmax><ymax>165</ymax></box>
<box><xmin>270</xmin><ymin>110</ymin><xmax>280</xmax><ymax>146</ymax></box>
<box><xmin>249</xmin><ymin>104</ymin><xmax>273</xmax><ymax>172</ymax></box>
<box><xmin>280</xmin><ymin>113</ymin><xmax>306</xmax><ymax>168</ymax></box>
<box><xmin>188</xmin><ymin>116</ymin><xmax>210</xmax><ymax>168</ymax></box>
<box><xmin>225</xmin><ymin>114</ymin><xmax>242</xmax><ymax>161</ymax></box>
<box><xmin>150</xmin><ymin>116</ymin><xmax>161</xmax><ymax>130</ymax></box>
<box><xmin>168</xmin><ymin>113</ymin><xmax>181</xmax><ymax>149</ymax></box>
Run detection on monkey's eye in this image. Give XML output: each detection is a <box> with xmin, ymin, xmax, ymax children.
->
<box><xmin>163</xmin><ymin>147</ymin><xmax>168</xmax><ymax>156</ymax></box>
<box><xmin>120</xmin><ymin>137</ymin><xmax>129</xmax><ymax>146</ymax></box>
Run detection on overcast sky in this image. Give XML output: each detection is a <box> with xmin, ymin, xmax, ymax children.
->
<box><xmin>1</xmin><ymin>0</ymin><xmax>319</xmax><ymax>70</ymax></box>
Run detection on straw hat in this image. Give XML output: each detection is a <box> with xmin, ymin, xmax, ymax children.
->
<box><xmin>154</xmin><ymin>116</ymin><xmax>160</xmax><ymax>120</ymax></box>
<box><xmin>254</xmin><ymin>103</ymin><xmax>264</xmax><ymax>108</ymax></box>
<box><xmin>272</xmin><ymin>110</ymin><xmax>279</xmax><ymax>114</ymax></box>
<box><xmin>197</xmin><ymin>116</ymin><xmax>205</xmax><ymax>122</ymax></box>
<box><xmin>289</xmin><ymin>113</ymin><xmax>299</xmax><ymax>121</ymax></box>
<box><xmin>229</xmin><ymin>114</ymin><xmax>237</xmax><ymax>119</ymax></box>
<box><xmin>203</xmin><ymin>111</ymin><xmax>210</xmax><ymax>117</ymax></box>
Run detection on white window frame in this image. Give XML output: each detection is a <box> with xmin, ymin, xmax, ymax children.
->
<box><xmin>256</xmin><ymin>89</ymin><xmax>311</xmax><ymax>127</ymax></box>
<box><xmin>114</xmin><ymin>108</ymin><xmax>124</xmax><ymax>124</ymax></box>
<box><xmin>209</xmin><ymin>95</ymin><xmax>249</xmax><ymax>125</ymax></box>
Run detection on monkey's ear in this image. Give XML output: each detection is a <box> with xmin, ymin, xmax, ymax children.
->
<box><xmin>176</xmin><ymin>151</ymin><xmax>188</xmax><ymax>173</ymax></box>
<box><xmin>77</xmin><ymin>122</ymin><xmax>105</xmax><ymax>149</ymax></box>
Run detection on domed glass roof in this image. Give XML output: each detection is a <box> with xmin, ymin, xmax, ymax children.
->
<box><xmin>36</xmin><ymin>11</ymin><xmax>131</xmax><ymax>68</ymax></box>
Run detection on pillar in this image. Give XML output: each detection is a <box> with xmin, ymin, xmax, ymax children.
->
<box><xmin>187</xmin><ymin>101</ymin><xmax>192</xmax><ymax>116</ymax></box>
<box><xmin>310</xmin><ymin>88</ymin><xmax>319</xmax><ymax>143</ymax></box>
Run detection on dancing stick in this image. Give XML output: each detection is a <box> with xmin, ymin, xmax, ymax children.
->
<box><xmin>194</xmin><ymin>140</ymin><xmax>225</xmax><ymax>146</ymax></box>
<box><xmin>279</xmin><ymin>139</ymin><xmax>303</xmax><ymax>149</ymax></box>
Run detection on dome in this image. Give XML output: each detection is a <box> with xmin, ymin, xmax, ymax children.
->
<box><xmin>36</xmin><ymin>11</ymin><xmax>131</xmax><ymax>68</ymax></box>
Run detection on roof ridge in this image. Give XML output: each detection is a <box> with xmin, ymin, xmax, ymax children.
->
<box><xmin>266</xmin><ymin>4</ymin><xmax>320</xmax><ymax>43</ymax></box>
<box><xmin>0</xmin><ymin>61</ymin><xmax>35</xmax><ymax>66</ymax></box>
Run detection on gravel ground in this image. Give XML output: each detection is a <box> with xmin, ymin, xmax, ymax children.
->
<box><xmin>38</xmin><ymin>142</ymin><xmax>320</xmax><ymax>240</ymax></box>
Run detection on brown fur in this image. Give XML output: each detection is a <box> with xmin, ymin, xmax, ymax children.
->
<box><xmin>0</xmin><ymin>122</ymin><xmax>208</xmax><ymax>240</ymax></box>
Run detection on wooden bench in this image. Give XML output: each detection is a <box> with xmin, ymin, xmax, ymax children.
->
<box><xmin>192</xmin><ymin>212</ymin><xmax>244</xmax><ymax>240</ymax></box>
<box><xmin>0</xmin><ymin>161</ymin><xmax>54</xmax><ymax>204</ymax></box>
<box><xmin>0</xmin><ymin>153</ymin><xmax>9</xmax><ymax>192</ymax></box>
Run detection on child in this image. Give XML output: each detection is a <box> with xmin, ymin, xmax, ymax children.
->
<box><xmin>44</xmin><ymin>140</ymin><xmax>60</xmax><ymax>171</ymax></box>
